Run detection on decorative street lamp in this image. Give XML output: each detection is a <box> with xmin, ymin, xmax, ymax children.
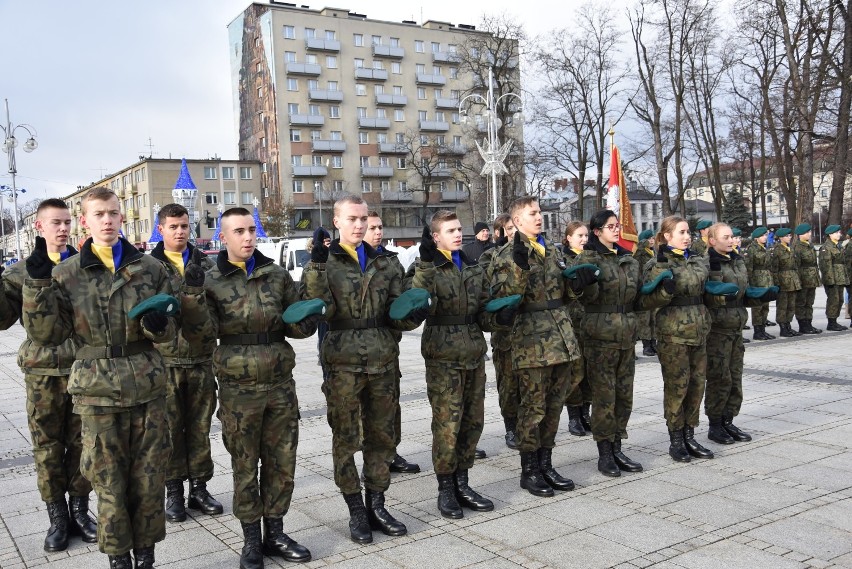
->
<box><xmin>0</xmin><ymin>185</ymin><xmax>26</xmax><ymax>260</ymax></box>
<box><xmin>458</xmin><ymin>67</ymin><xmax>523</xmax><ymax>222</ymax></box>
<box><xmin>1</xmin><ymin>99</ymin><xmax>37</xmax><ymax>259</ymax></box>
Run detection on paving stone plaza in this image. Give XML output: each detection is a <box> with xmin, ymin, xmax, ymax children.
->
<box><xmin>0</xmin><ymin>292</ymin><xmax>850</xmax><ymax>569</ymax></box>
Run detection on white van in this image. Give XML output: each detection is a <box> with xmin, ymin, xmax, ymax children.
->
<box><xmin>282</xmin><ymin>238</ymin><xmax>311</xmax><ymax>281</ymax></box>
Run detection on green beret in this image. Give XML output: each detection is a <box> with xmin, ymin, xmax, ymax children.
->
<box><xmin>282</xmin><ymin>299</ymin><xmax>327</xmax><ymax>324</ymax></box>
<box><xmin>825</xmin><ymin>224</ymin><xmax>841</xmax><ymax>235</ymax></box>
<box><xmin>562</xmin><ymin>263</ymin><xmax>601</xmax><ymax>279</ymax></box>
<box><xmin>775</xmin><ymin>228</ymin><xmax>791</xmax><ymax>238</ymax></box>
<box><xmin>704</xmin><ymin>281</ymin><xmax>739</xmax><ymax>296</ymax></box>
<box><xmin>745</xmin><ymin>285</ymin><xmax>779</xmax><ymax>299</ymax></box>
<box><xmin>640</xmin><ymin>269</ymin><xmax>673</xmax><ymax>295</ymax></box>
<box><xmin>696</xmin><ymin>220</ymin><xmax>712</xmax><ymax>230</ymax></box>
<box><xmin>751</xmin><ymin>226</ymin><xmax>768</xmax><ymax>238</ymax></box>
<box><xmin>847</xmin><ymin>228</ymin><xmax>852</xmax><ymax>237</ymax></box>
<box><xmin>638</xmin><ymin>229</ymin><xmax>655</xmax><ymax>241</ymax></box>
<box><xmin>389</xmin><ymin>288</ymin><xmax>431</xmax><ymax>320</ymax></box>
<box><xmin>127</xmin><ymin>294</ymin><xmax>179</xmax><ymax>320</ymax></box>
<box><xmin>794</xmin><ymin>223</ymin><xmax>811</xmax><ymax>235</ymax></box>
<box><xmin>485</xmin><ymin>294</ymin><xmax>522</xmax><ymax>313</ymax></box>
<box><xmin>732</xmin><ymin>228</ymin><xmax>742</xmax><ymax>237</ymax></box>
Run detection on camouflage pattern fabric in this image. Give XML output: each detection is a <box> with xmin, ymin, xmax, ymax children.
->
<box><xmin>491</xmin><ymin>346</ymin><xmax>518</xmax><ymax>421</ymax></box>
<box><xmin>819</xmin><ymin>240</ymin><xmax>848</xmax><ymax>319</ymax></box>
<box><xmin>795</xmin><ymin>287</ymin><xmax>817</xmax><ymax>321</ymax></box>
<box><xmin>705</xmin><ymin>333</ymin><xmax>744</xmax><ymax>419</ymax></box>
<box><xmin>776</xmin><ymin>291</ymin><xmax>797</xmax><ymax>323</ymax></box>
<box><xmin>563</xmin><ymin>249</ymin><xmax>589</xmax><ymax>407</ymax></box>
<box><xmin>745</xmin><ymin>240</ymin><xmax>774</xmax><ymax>326</ymax></box>
<box><xmin>583</xmin><ymin>346</ymin><xmax>634</xmax><ymax>442</ymax></box>
<box><xmin>515</xmin><ymin>363</ymin><xmax>575</xmax><ymax>451</ymax></box>
<box><xmin>164</xmin><ymin>364</ymin><xmax>217</xmax><ymax>482</ymax></box>
<box><xmin>843</xmin><ymin>242</ymin><xmax>852</xmax><ymax>318</ymax></box>
<box><xmin>825</xmin><ymin>285</ymin><xmax>845</xmax><ymax>319</ymax></box>
<box><xmin>794</xmin><ymin>239</ymin><xmax>821</xmax><ymax>288</ymax></box>
<box><xmin>770</xmin><ymin>243</ymin><xmax>801</xmax><ymax>293</ymax></box>
<box><xmin>658</xmin><ymin>340</ymin><xmax>707</xmax><ymax>430</ymax></box>
<box><xmin>691</xmin><ymin>237</ymin><xmax>708</xmax><ymax>257</ymax></box>
<box><xmin>751</xmin><ymin>302</ymin><xmax>770</xmax><ymax>327</ymax></box>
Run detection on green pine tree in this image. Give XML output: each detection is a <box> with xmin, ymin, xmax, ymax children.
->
<box><xmin>722</xmin><ymin>187</ymin><xmax>751</xmax><ymax>233</ymax></box>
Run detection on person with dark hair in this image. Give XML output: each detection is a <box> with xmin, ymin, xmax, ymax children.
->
<box><xmin>562</xmin><ymin>221</ymin><xmax>592</xmax><ymax>436</ymax></box>
<box><xmin>461</xmin><ymin>221</ymin><xmax>493</xmax><ymax>261</ymax></box>
<box><xmin>745</xmin><ymin>227</ymin><xmax>776</xmax><ymax>340</ymax></box>
<box><xmin>634</xmin><ymin>229</ymin><xmax>658</xmax><ymax>356</ymax></box>
<box><xmin>792</xmin><ymin>223</ymin><xmax>822</xmax><ymax>334</ymax></box>
<box><xmin>819</xmin><ymin>224</ymin><xmax>849</xmax><ymax>331</ymax></box>
<box><xmin>770</xmin><ymin>228</ymin><xmax>802</xmax><ymax>337</ymax></box>
<box><xmin>149</xmin><ymin>203</ymin><xmax>223</xmax><ymax>524</ymax></box>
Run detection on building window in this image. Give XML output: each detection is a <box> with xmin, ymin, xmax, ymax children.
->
<box><xmin>357</xmin><ymin>107</ymin><xmax>368</xmax><ymax>118</ymax></box>
<box><xmin>288</xmin><ymin>103</ymin><xmax>299</xmax><ymax>114</ymax></box>
<box><xmin>360</xmin><ymin>156</ymin><xmax>370</xmax><ymax>167</ymax></box>
<box><xmin>449</xmin><ymin>67</ymin><xmax>458</xmax><ymax>79</ymax></box>
<box><xmin>359</xmin><ymin>132</ymin><xmax>369</xmax><ymax>144</ymax></box>
<box><xmin>374</xmin><ymin>84</ymin><xmax>384</xmax><ymax>95</ymax></box>
<box><xmin>416</xmin><ymin>63</ymin><xmax>426</xmax><ymax>74</ymax></box>
<box><xmin>309</xmin><ymin>104</ymin><xmax>321</xmax><ymax>116</ymax></box>
<box><xmin>376</xmin><ymin>108</ymin><xmax>387</xmax><ymax>118</ymax></box>
<box><xmin>310</xmin><ymin>129</ymin><xmax>322</xmax><ymax>141</ymax></box>
<box><xmin>333</xmin><ymin>180</ymin><xmax>344</xmax><ymax>192</ymax></box>
<box><xmin>292</xmin><ymin>155</ymin><xmax>303</xmax><ymax>166</ymax></box>
<box><xmin>283</xmin><ymin>25</ymin><xmax>295</xmax><ymax>39</ymax></box>
<box><xmin>204</xmin><ymin>166</ymin><xmax>217</xmax><ymax>180</ymax></box>
<box><xmin>397</xmin><ymin>157</ymin><xmax>406</xmax><ymax>169</ymax></box>
<box><xmin>391</xmin><ymin>62</ymin><xmax>401</xmax><ymax>74</ymax></box>
<box><xmin>224</xmin><ymin>192</ymin><xmax>236</xmax><ymax>205</ymax></box>
<box><xmin>436</xmin><ymin>111</ymin><xmax>445</xmax><ymax>121</ymax></box>
<box><xmin>305</xmin><ymin>54</ymin><xmax>318</xmax><ymax>64</ymax></box>
<box><xmin>451</xmin><ymin>112</ymin><xmax>460</xmax><ymax>124</ymax></box>
<box><xmin>393</xmin><ymin>85</ymin><xmax>403</xmax><ymax>95</ymax></box>
<box><xmin>308</xmin><ymin>79</ymin><xmax>319</xmax><ymax>90</ymax></box>
<box><xmin>325</xmin><ymin>30</ymin><xmax>336</xmax><ymax>40</ymax></box>
<box><xmin>376</xmin><ymin>133</ymin><xmax>387</xmax><ymax>143</ymax></box>
<box><xmin>207</xmin><ymin>216</ymin><xmax>216</xmax><ymax>229</ymax></box>
<box><xmin>362</xmin><ymin>181</ymin><xmax>372</xmax><ymax>193</ymax></box>
<box><xmin>329</xmin><ymin>105</ymin><xmax>340</xmax><ymax>118</ymax></box>
<box><xmin>356</xmin><ymin>83</ymin><xmax>366</xmax><ymax>96</ymax></box>
<box><xmin>240</xmin><ymin>167</ymin><xmax>252</xmax><ymax>179</ymax></box>
<box><xmin>257</xmin><ymin>87</ymin><xmax>263</xmax><ymax>98</ymax></box>
<box><xmin>304</xmin><ymin>28</ymin><xmax>315</xmax><ymax>38</ymax></box>
<box><xmin>261</xmin><ymin>163</ymin><xmax>268</xmax><ymax>173</ymax></box>
<box><xmin>390</xmin><ymin>37</ymin><xmax>400</xmax><ymax>47</ymax></box>
<box><xmin>293</xmin><ymin>180</ymin><xmax>303</xmax><ymax>193</ymax></box>
<box><xmin>396</xmin><ymin>133</ymin><xmax>405</xmax><ymax>143</ymax></box>
<box><xmin>331</xmin><ymin>156</ymin><xmax>343</xmax><ymax>168</ymax></box>
<box><xmin>222</xmin><ymin>167</ymin><xmax>235</xmax><ymax>180</ymax></box>
<box><xmin>354</xmin><ymin>33</ymin><xmax>363</xmax><ymax>46</ymax></box>
<box><xmin>394</xmin><ymin>109</ymin><xmax>405</xmax><ymax>121</ymax></box>
<box><xmin>290</xmin><ymin>129</ymin><xmax>301</xmax><ymax>142</ymax></box>
<box><xmin>285</xmin><ymin>51</ymin><xmax>297</xmax><ymax>62</ymax></box>
<box><xmin>330</xmin><ymin>130</ymin><xmax>342</xmax><ymax>140</ymax></box>
<box><xmin>399</xmin><ymin>181</ymin><xmax>408</xmax><ymax>192</ymax></box>
<box><xmin>287</xmin><ymin>78</ymin><xmax>298</xmax><ymax>91</ymax></box>
<box><xmin>261</xmin><ymin>137</ymin><xmax>266</xmax><ymax>147</ymax></box>
<box><xmin>328</xmin><ymin>80</ymin><xmax>339</xmax><ymax>91</ymax></box>
<box><xmin>433</xmin><ymin>65</ymin><xmax>443</xmax><ymax>75</ymax></box>
<box><xmin>354</xmin><ymin>58</ymin><xmax>365</xmax><ymax>68</ymax></box>
<box><xmin>326</xmin><ymin>55</ymin><xmax>338</xmax><ymax>68</ymax></box>
<box><xmin>372</xmin><ymin>35</ymin><xmax>382</xmax><ymax>45</ymax></box>
<box><xmin>242</xmin><ymin>192</ymin><xmax>253</xmax><ymax>205</ymax></box>
<box><xmin>415</xmin><ymin>40</ymin><xmax>424</xmax><ymax>53</ymax></box>
<box><xmin>205</xmin><ymin>193</ymin><xmax>218</xmax><ymax>204</ymax></box>
<box><xmin>312</xmin><ymin>155</ymin><xmax>324</xmax><ymax>166</ymax></box>
<box><xmin>373</xmin><ymin>60</ymin><xmax>384</xmax><ymax>70</ymax></box>
<box><xmin>418</xmin><ymin>110</ymin><xmax>428</xmax><ymax>121</ymax></box>
<box><xmin>417</xmin><ymin>87</ymin><xmax>427</xmax><ymax>99</ymax></box>
<box><xmin>431</xmin><ymin>42</ymin><xmax>440</xmax><ymax>53</ymax></box>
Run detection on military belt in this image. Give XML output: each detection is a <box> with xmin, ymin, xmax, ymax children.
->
<box><xmin>219</xmin><ymin>331</ymin><xmax>286</xmax><ymax>345</ymax></box>
<box><xmin>724</xmin><ymin>298</ymin><xmax>744</xmax><ymax>308</ymax></box>
<box><xmin>668</xmin><ymin>296</ymin><xmax>702</xmax><ymax>306</ymax></box>
<box><xmin>328</xmin><ymin>317</ymin><xmax>386</xmax><ymax>331</ymax></box>
<box><xmin>584</xmin><ymin>304</ymin><xmax>634</xmax><ymax>314</ymax></box>
<box><xmin>426</xmin><ymin>314</ymin><xmax>476</xmax><ymax>326</ymax></box>
<box><xmin>77</xmin><ymin>340</ymin><xmax>154</xmax><ymax>359</ymax></box>
<box><xmin>520</xmin><ymin>298</ymin><xmax>563</xmax><ymax>313</ymax></box>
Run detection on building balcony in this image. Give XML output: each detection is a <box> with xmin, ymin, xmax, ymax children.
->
<box><xmin>435</xmin><ymin>97</ymin><xmax>460</xmax><ymax>109</ymax></box>
<box><xmin>416</xmin><ymin>73</ymin><xmax>446</xmax><ymax>86</ymax></box>
<box><xmin>440</xmin><ymin>144</ymin><xmax>467</xmax><ymax>155</ymax></box>
<box><xmin>361</xmin><ymin>166</ymin><xmax>394</xmax><ymax>177</ymax></box>
<box><xmin>305</xmin><ymin>38</ymin><xmax>341</xmax><ymax>52</ymax></box>
<box><xmin>381</xmin><ymin>190</ymin><xmax>414</xmax><ymax>202</ymax></box>
<box><xmin>432</xmin><ymin>51</ymin><xmax>460</xmax><ymax>63</ymax></box>
<box><xmin>116</xmin><ymin>187</ymin><xmax>125</xmax><ymax>198</ymax></box>
<box><xmin>130</xmin><ymin>184</ymin><xmax>138</xmax><ymax>194</ymax></box>
<box><xmin>375</xmin><ymin>94</ymin><xmax>408</xmax><ymax>106</ymax></box>
<box><xmin>440</xmin><ymin>189</ymin><xmax>468</xmax><ymax>202</ymax></box>
<box><xmin>286</xmin><ymin>62</ymin><xmax>322</xmax><ymax>76</ymax></box>
<box><xmin>311</xmin><ymin>140</ymin><xmax>347</xmax><ymax>153</ymax></box>
<box><xmin>313</xmin><ymin>188</ymin><xmax>336</xmax><ymax>203</ymax></box>
<box><xmin>125</xmin><ymin>208</ymin><xmax>136</xmax><ymax>219</ymax></box>
<box><xmin>378</xmin><ymin>142</ymin><xmax>407</xmax><ymax>154</ymax></box>
<box><xmin>308</xmin><ymin>89</ymin><xmax>343</xmax><ymax>102</ymax></box>
<box><xmin>292</xmin><ymin>165</ymin><xmax>328</xmax><ymax>177</ymax></box>
<box><xmin>372</xmin><ymin>45</ymin><xmax>405</xmax><ymax>59</ymax></box>
<box><xmin>431</xmin><ymin>167</ymin><xmax>454</xmax><ymax>178</ymax></box>
<box><xmin>354</xmin><ymin>68</ymin><xmax>388</xmax><ymax>81</ymax></box>
<box><xmin>358</xmin><ymin>117</ymin><xmax>391</xmax><ymax>129</ymax></box>
<box><xmin>289</xmin><ymin>114</ymin><xmax>325</xmax><ymax>126</ymax></box>
<box><xmin>419</xmin><ymin>120</ymin><xmax>450</xmax><ymax>132</ymax></box>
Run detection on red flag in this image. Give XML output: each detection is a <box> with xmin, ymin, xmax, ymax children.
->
<box><xmin>607</xmin><ymin>145</ymin><xmax>638</xmax><ymax>251</ymax></box>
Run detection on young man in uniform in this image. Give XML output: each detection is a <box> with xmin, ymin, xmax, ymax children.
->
<box><xmin>23</xmin><ymin>187</ymin><xmax>178</xmax><ymax>569</ymax></box>
<box><xmin>770</xmin><ymin>228</ymin><xmax>802</xmax><ymax>337</ymax></box>
<box><xmin>792</xmin><ymin>223</ymin><xmax>823</xmax><ymax>334</ymax></box>
<box><xmin>149</xmin><ymin>204</ymin><xmax>223</xmax><ymax>522</ymax></box>
<box><xmin>745</xmin><ymin>227</ymin><xmax>776</xmax><ymax>340</ymax></box>
<box><xmin>0</xmin><ymin>199</ymin><xmax>97</xmax><ymax>551</ymax></box>
<box><xmin>818</xmin><ymin>224</ymin><xmax>849</xmax><ymax>331</ymax></box>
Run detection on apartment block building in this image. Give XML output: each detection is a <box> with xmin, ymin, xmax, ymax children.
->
<box><xmin>227</xmin><ymin>2</ymin><xmax>522</xmax><ymax>241</ymax></box>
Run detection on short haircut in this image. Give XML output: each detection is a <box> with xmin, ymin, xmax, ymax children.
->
<box><xmin>36</xmin><ymin>199</ymin><xmax>69</xmax><ymax>216</ymax></box>
<box><xmin>367</xmin><ymin>210</ymin><xmax>381</xmax><ymax>218</ymax></box>
<box><xmin>509</xmin><ymin>196</ymin><xmax>538</xmax><ymax>218</ymax></box>
<box><xmin>333</xmin><ymin>195</ymin><xmax>365</xmax><ymax>216</ymax></box>
<box><xmin>492</xmin><ymin>213</ymin><xmax>511</xmax><ymax>233</ymax></box>
<box><xmin>563</xmin><ymin>220</ymin><xmax>586</xmax><ymax>247</ymax></box>
<box><xmin>158</xmin><ymin>203</ymin><xmax>189</xmax><ymax>224</ymax></box>
<box><xmin>430</xmin><ymin>210</ymin><xmax>458</xmax><ymax>233</ymax></box>
<box><xmin>82</xmin><ymin>186</ymin><xmax>118</xmax><ymax>214</ymax></box>
<box><xmin>221</xmin><ymin>207</ymin><xmax>252</xmax><ymax>219</ymax></box>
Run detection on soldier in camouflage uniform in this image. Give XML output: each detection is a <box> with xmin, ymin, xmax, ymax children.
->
<box><xmin>490</xmin><ymin>197</ymin><xmax>594</xmax><ymax>497</ymax></box>
<box><xmin>745</xmin><ymin>227</ymin><xmax>776</xmax><ymax>340</ymax></box>
<box><xmin>0</xmin><ymin>199</ymin><xmax>96</xmax><ymax>552</ymax></box>
<box><xmin>818</xmin><ymin>224</ymin><xmax>849</xmax><ymax>331</ymax></box>
<box><xmin>302</xmin><ymin>196</ymin><xmax>426</xmax><ymax>544</ymax></box>
<box><xmin>634</xmin><ymin>229</ymin><xmax>657</xmax><ymax>356</ymax></box>
<box><xmin>643</xmin><ymin>216</ymin><xmax>717</xmax><ymax>463</ymax></box>
<box><xmin>792</xmin><ymin>223</ymin><xmax>823</xmax><ymax>334</ymax></box>
<box><xmin>22</xmin><ymin>187</ymin><xmax>178</xmax><ymax>569</ymax></box>
<box><xmin>690</xmin><ymin>219</ymin><xmax>711</xmax><ymax>256</ymax></box>
<box><xmin>844</xmin><ymin>228</ymin><xmax>852</xmax><ymax>322</ymax></box>
<box><xmin>192</xmin><ymin>207</ymin><xmax>316</xmax><ymax>568</ymax></box>
<box><xmin>770</xmin><ymin>228</ymin><xmax>802</xmax><ymax>337</ymax></box>
<box><xmin>148</xmin><ymin>204</ymin><xmax>223</xmax><ymax>523</ymax></box>
<box><xmin>562</xmin><ymin>221</ymin><xmax>592</xmax><ymax>435</ymax></box>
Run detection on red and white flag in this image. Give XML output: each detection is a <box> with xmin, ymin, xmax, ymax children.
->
<box><xmin>606</xmin><ymin>144</ymin><xmax>638</xmax><ymax>252</ymax></box>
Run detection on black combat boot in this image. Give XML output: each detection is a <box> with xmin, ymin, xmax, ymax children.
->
<box><xmin>707</xmin><ymin>417</ymin><xmax>734</xmax><ymax>444</ymax></box>
<box><xmin>596</xmin><ymin>440</ymin><xmax>621</xmax><ymax>477</ymax></box>
<box><xmin>805</xmin><ymin>319</ymin><xmax>822</xmax><ymax>333</ymax></box>
<box><xmin>68</xmin><ymin>495</ymin><xmax>98</xmax><ymax>543</ymax></box>
<box><xmin>454</xmin><ymin>469</ymin><xmax>494</xmax><ymax>511</ymax></box>
<box><xmin>239</xmin><ymin>521</ymin><xmax>264</xmax><ymax>569</ymax></box>
<box><xmin>108</xmin><ymin>553</ymin><xmax>133</xmax><ymax>569</ymax></box>
<box><xmin>581</xmin><ymin>403</ymin><xmax>592</xmax><ymax>431</ymax></box>
<box><xmin>684</xmin><ymin>426</ymin><xmax>714</xmax><ymax>458</ymax></box>
<box><xmin>389</xmin><ymin>453</ymin><xmax>421</xmax><ymax>473</ymax></box>
<box><xmin>474</xmin><ymin>448</ymin><xmax>487</xmax><ymax>459</ymax></box>
<box><xmin>504</xmin><ymin>417</ymin><xmax>519</xmax><ymax>449</ymax></box>
<box><xmin>365</xmin><ymin>489</ymin><xmax>407</xmax><ymax>536</ymax></box>
<box><xmin>779</xmin><ymin>323</ymin><xmax>798</xmax><ymax>337</ymax></box>
<box><xmin>766</xmin><ymin>320</ymin><xmax>777</xmax><ymax>326</ymax></box>
<box><xmin>538</xmin><ymin>447</ymin><xmax>574</xmax><ymax>491</ymax></box>
<box><xmin>342</xmin><ymin>492</ymin><xmax>372</xmax><ymax>544</ymax></box>
<box><xmin>668</xmin><ymin>430</ymin><xmax>691</xmax><ymax>463</ymax></box>
<box><xmin>164</xmin><ymin>479</ymin><xmax>186</xmax><ymax>523</ymax></box>
<box><xmin>566</xmin><ymin>405</ymin><xmax>586</xmax><ymax>436</ymax></box>
<box><xmin>436</xmin><ymin>474</ymin><xmax>463</xmax><ymax>519</ymax></box>
<box><xmin>133</xmin><ymin>546</ymin><xmax>155</xmax><ymax>569</ymax></box>
<box><xmin>642</xmin><ymin>339</ymin><xmax>657</xmax><ymax>356</ymax></box>
<box><xmin>613</xmin><ymin>439</ymin><xmax>643</xmax><ymax>472</ymax></box>
<box><xmin>262</xmin><ymin>517</ymin><xmax>311</xmax><ymax>562</ymax></box>
<box><xmin>742</xmin><ymin>336</ymin><xmax>751</xmax><ymax>344</ymax></box>
<box><xmin>723</xmin><ymin>416</ymin><xmax>752</xmax><ymax>442</ymax></box>
<box><xmin>753</xmin><ymin>325</ymin><xmax>771</xmax><ymax>340</ymax></box>
<box><xmin>519</xmin><ymin>451</ymin><xmax>554</xmax><ymax>497</ymax></box>
<box><xmin>827</xmin><ymin>318</ymin><xmax>848</xmax><ymax>331</ymax></box>
<box><xmin>188</xmin><ymin>479</ymin><xmax>224</xmax><ymax>515</ymax></box>
<box><xmin>44</xmin><ymin>498</ymin><xmax>70</xmax><ymax>551</ymax></box>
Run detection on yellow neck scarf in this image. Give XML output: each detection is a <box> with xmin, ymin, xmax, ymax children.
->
<box><xmin>164</xmin><ymin>250</ymin><xmax>185</xmax><ymax>277</ymax></box>
<box><xmin>339</xmin><ymin>242</ymin><xmax>360</xmax><ymax>264</ymax></box>
<box><xmin>91</xmin><ymin>243</ymin><xmax>116</xmax><ymax>274</ymax></box>
<box><xmin>228</xmin><ymin>260</ymin><xmax>247</xmax><ymax>274</ymax></box>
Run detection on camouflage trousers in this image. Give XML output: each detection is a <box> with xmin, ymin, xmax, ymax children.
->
<box><xmin>324</xmin><ymin>368</ymin><xmax>396</xmax><ymax>495</ymax></box>
<box><xmin>776</xmin><ymin>290</ymin><xmax>797</xmax><ymax>323</ymax></box>
<box><xmin>565</xmin><ymin>335</ymin><xmax>589</xmax><ymax>407</ymax></box>
<box><xmin>795</xmin><ymin>287</ymin><xmax>816</xmax><ymax>321</ymax></box>
<box><xmin>79</xmin><ymin>398</ymin><xmax>168</xmax><ymax>555</ymax></box>
<box><xmin>636</xmin><ymin>310</ymin><xmax>655</xmax><ymax>341</ymax></box>
<box><xmin>393</xmin><ymin>361</ymin><xmax>402</xmax><ymax>448</ymax></box>
<box><xmin>426</xmin><ymin>362</ymin><xmax>486</xmax><ymax>475</ymax></box>
<box><xmin>218</xmin><ymin>379</ymin><xmax>299</xmax><ymax>523</ymax></box>
<box><xmin>658</xmin><ymin>340</ymin><xmax>707</xmax><ymax>431</ymax></box>
<box><xmin>825</xmin><ymin>285</ymin><xmax>845</xmax><ymax>318</ymax></box>
<box><xmin>584</xmin><ymin>346</ymin><xmax>635</xmax><ymax>443</ymax></box>
<box><xmin>704</xmin><ymin>331</ymin><xmax>745</xmax><ymax>420</ymax></box>
<box><xmin>165</xmin><ymin>364</ymin><xmax>217</xmax><ymax>482</ymax></box>
<box><xmin>492</xmin><ymin>347</ymin><xmax>518</xmax><ymax>422</ymax></box>
<box><xmin>847</xmin><ymin>286</ymin><xmax>852</xmax><ymax>319</ymax></box>
<box><xmin>751</xmin><ymin>302</ymin><xmax>770</xmax><ymax>326</ymax></box>
<box><xmin>515</xmin><ymin>363</ymin><xmax>575</xmax><ymax>452</ymax></box>
<box><xmin>25</xmin><ymin>374</ymin><xmax>91</xmax><ymax>503</ymax></box>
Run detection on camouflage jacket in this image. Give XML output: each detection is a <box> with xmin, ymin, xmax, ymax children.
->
<box><xmin>770</xmin><ymin>243</ymin><xmax>801</xmax><ymax>291</ymax></box>
<box><xmin>691</xmin><ymin>237</ymin><xmax>708</xmax><ymax>257</ymax></box>
<box><xmin>705</xmin><ymin>248</ymin><xmax>761</xmax><ymax>334</ymax></box>
<box><xmin>0</xmin><ymin>249</ymin><xmax>80</xmax><ymax>376</ymax></box>
<box><xmin>843</xmin><ymin>241</ymin><xmax>852</xmax><ymax>283</ymax></box>
<box><xmin>744</xmin><ymin>241</ymin><xmax>773</xmax><ymax>287</ymax></box>
<box><xmin>793</xmin><ymin>239</ymin><xmax>821</xmax><ymax>288</ymax></box>
<box><xmin>563</xmin><ymin>248</ymin><xmax>587</xmax><ymax>330</ymax></box>
<box><xmin>191</xmin><ymin>249</ymin><xmax>310</xmax><ymax>390</ymax></box>
<box><xmin>490</xmin><ymin>232</ymin><xmax>580</xmax><ymax>370</ymax></box>
<box><xmin>576</xmin><ymin>242</ymin><xmax>662</xmax><ymax>349</ymax></box>
<box><xmin>377</xmin><ymin>245</ymin><xmax>404</xmax><ymax>343</ymax></box>
<box><xmin>819</xmin><ymin>239</ymin><xmax>849</xmax><ymax>286</ymax></box>
<box><xmin>481</xmin><ymin>243</ymin><xmax>512</xmax><ymax>352</ymax></box>
<box><xmin>22</xmin><ymin>238</ymin><xmax>177</xmax><ymax>409</ymax></box>
<box><xmin>302</xmin><ymin>240</ymin><xmax>420</xmax><ymax>374</ymax></box>
<box><xmin>643</xmin><ymin>248</ymin><xmax>711</xmax><ymax>346</ymax></box>
<box><xmin>150</xmin><ymin>242</ymin><xmax>216</xmax><ymax>366</ymax></box>
<box><xmin>633</xmin><ymin>241</ymin><xmax>654</xmax><ymax>268</ymax></box>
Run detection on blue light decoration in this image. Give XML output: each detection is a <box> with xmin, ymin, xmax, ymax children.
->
<box><xmin>212</xmin><ymin>210</ymin><xmax>223</xmax><ymax>241</ymax></box>
<box><xmin>174</xmin><ymin>158</ymin><xmax>197</xmax><ymax>190</ymax></box>
<box><xmin>253</xmin><ymin>206</ymin><xmax>268</xmax><ymax>238</ymax></box>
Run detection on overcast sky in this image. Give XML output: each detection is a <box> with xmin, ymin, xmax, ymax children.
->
<box><xmin>1</xmin><ymin>0</ymin><xmax>582</xmax><ymax>205</ymax></box>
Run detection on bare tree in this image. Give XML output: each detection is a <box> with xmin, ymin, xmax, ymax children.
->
<box><xmin>827</xmin><ymin>0</ymin><xmax>851</xmax><ymax>225</ymax></box>
<box><xmin>397</xmin><ymin>130</ymin><xmax>461</xmax><ymax>224</ymax></box>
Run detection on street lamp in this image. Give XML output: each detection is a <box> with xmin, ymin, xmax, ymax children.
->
<box><xmin>1</xmin><ymin>99</ymin><xmax>37</xmax><ymax>259</ymax></box>
<box><xmin>0</xmin><ymin>185</ymin><xmax>25</xmax><ymax>259</ymax></box>
<box><xmin>458</xmin><ymin>67</ymin><xmax>523</xmax><ymax>221</ymax></box>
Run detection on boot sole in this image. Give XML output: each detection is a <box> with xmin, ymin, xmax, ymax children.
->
<box><xmin>262</xmin><ymin>545</ymin><xmax>312</xmax><ymax>563</ymax></box>
<box><xmin>187</xmin><ymin>501</ymin><xmax>224</xmax><ymax>515</ymax></box>
<box><xmin>349</xmin><ymin>533</ymin><xmax>373</xmax><ymax>544</ymax></box>
<box><xmin>669</xmin><ymin>453</ymin><xmax>691</xmax><ymax>463</ymax></box>
<box><xmin>520</xmin><ymin>481</ymin><xmax>554</xmax><ymax>497</ymax></box>
<box><xmin>439</xmin><ymin>508</ymin><xmax>464</xmax><ymax>519</ymax></box>
<box><xmin>598</xmin><ymin>467</ymin><xmax>621</xmax><ymax>477</ymax></box>
<box><xmin>369</xmin><ymin>522</ymin><xmax>407</xmax><ymax>536</ymax></box>
<box><xmin>166</xmin><ymin>513</ymin><xmax>187</xmax><ymax>523</ymax></box>
<box><xmin>708</xmin><ymin>436</ymin><xmax>735</xmax><ymax>445</ymax></box>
